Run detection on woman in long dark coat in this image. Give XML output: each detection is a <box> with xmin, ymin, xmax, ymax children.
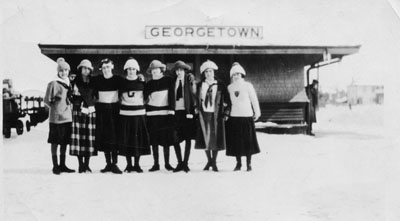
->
<box><xmin>171</xmin><ymin>61</ymin><xmax>197</xmax><ymax>172</ymax></box>
<box><xmin>194</xmin><ymin>60</ymin><xmax>230</xmax><ymax>172</ymax></box>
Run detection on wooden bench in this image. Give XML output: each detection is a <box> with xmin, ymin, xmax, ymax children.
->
<box><xmin>256</xmin><ymin>102</ymin><xmax>308</xmax><ymax>134</ymax></box>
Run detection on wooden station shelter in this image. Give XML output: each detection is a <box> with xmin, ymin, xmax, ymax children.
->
<box><xmin>38</xmin><ymin>14</ymin><xmax>360</xmax><ymax>134</ymax></box>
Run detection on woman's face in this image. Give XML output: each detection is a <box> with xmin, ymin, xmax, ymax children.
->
<box><xmin>58</xmin><ymin>68</ymin><xmax>69</xmax><ymax>80</ymax></box>
<box><xmin>81</xmin><ymin>67</ymin><xmax>91</xmax><ymax>77</ymax></box>
<box><xmin>126</xmin><ymin>67</ymin><xmax>137</xmax><ymax>79</ymax></box>
<box><xmin>101</xmin><ymin>62</ymin><xmax>113</xmax><ymax>75</ymax></box>
<box><xmin>231</xmin><ymin>72</ymin><xmax>242</xmax><ymax>82</ymax></box>
<box><xmin>151</xmin><ymin>68</ymin><xmax>162</xmax><ymax>77</ymax></box>
<box><xmin>204</xmin><ymin>68</ymin><xmax>214</xmax><ymax>81</ymax></box>
<box><xmin>175</xmin><ymin>68</ymin><xmax>185</xmax><ymax>79</ymax></box>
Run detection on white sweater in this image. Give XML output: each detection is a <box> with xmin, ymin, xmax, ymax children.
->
<box><xmin>228</xmin><ymin>79</ymin><xmax>260</xmax><ymax>117</ymax></box>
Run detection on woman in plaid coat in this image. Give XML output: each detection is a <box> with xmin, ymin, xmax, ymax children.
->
<box><xmin>70</xmin><ymin>59</ymin><xmax>97</xmax><ymax>173</ymax></box>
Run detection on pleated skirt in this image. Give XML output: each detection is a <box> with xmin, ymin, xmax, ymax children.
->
<box><xmin>95</xmin><ymin>103</ymin><xmax>119</xmax><ymax>152</ymax></box>
<box><xmin>147</xmin><ymin>115</ymin><xmax>178</xmax><ymax>147</ymax></box>
<box><xmin>47</xmin><ymin>122</ymin><xmax>72</xmax><ymax>145</ymax></box>
<box><xmin>225</xmin><ymin>117</ymin><xmax>260</xmax><ymax>156</ymax></box>
<box><xmin>118</xmin><ymin>115</ymin><xmax>151</xmax><ymax>156</ymax></box>
<box><xmin>70</xmin><ymin>107</ymin><xmax>97</xmax><ymax>156</ymax></box>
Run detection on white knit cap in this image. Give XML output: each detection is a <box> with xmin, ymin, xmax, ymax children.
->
<box><xmin>230</xmin><ymin>62</ymin><xmax>246</xmax><ymax>77</ymax></box>
<box><xmin>200</xmin><ymin>60</ymin><xmax>218</xmax><ymax>74</ymax></box>
<box><xmin>124</xmin><ymin>58</ymin><xmax>140</xmax><ymax>71</ymax></box>
<box><xmin>57</xmin><ymin>61</ymin><xmax>70</xmax><ymax>72</ymax></box>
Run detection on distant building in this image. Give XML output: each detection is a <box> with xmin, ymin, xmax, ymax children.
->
<box><xmin>347</xmin><ymin>85</ymin><xmax>384</xmax><ymax>105</ymax></box>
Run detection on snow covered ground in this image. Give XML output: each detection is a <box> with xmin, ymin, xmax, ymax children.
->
<box><xmin>3</xmin><ymin>104</ymin><xmax>400</xmax><ymax>221</ymax></box>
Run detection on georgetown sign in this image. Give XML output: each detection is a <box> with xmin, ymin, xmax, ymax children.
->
<box><xmin>145</xmin><ymin>26</ymin><xmax>263</xmax><ymax>39</ymax></box>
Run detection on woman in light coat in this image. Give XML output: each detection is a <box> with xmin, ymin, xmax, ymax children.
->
<box><xmin>194</xmin><ymin>60</ymin><xmax>230</xmax><ymax>172</ymax></box>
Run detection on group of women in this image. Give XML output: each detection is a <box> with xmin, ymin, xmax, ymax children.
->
<box><xmin>44</xmin><ymin>57</ymin><xmax>261</xmax><ymax>175</ymax></box>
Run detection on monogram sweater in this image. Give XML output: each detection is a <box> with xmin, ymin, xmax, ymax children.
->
<box><xmin>227</xmin><ymin>79</ymin><xmax>260</xmax><ymax>117</ymax></box>
<box><xmin>119</xmin><ymin>78</ymin><xmax>146</xmax><ymax>116</ymax></box>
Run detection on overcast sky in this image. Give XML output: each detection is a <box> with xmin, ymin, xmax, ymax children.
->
<box><xmin>1</xmin><ymin>0</ymin><xmax>400</xmax><ymax>94</ymax></box>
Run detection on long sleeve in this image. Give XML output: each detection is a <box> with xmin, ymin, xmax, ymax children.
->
<box><xmin>248</xmin><ymin>83</ymin><xmax>261</xmax><ymax>117</ymax></box>
<box><xmin>221</xmin><ymin>83</ymin><xmax>231</xmax><ymax>116</ymax></box>
<box><xmin>44</xmin><ymin>81</ymin><xmax>58</xmax><ymax>107</ymax></box>
<box><xmin>168</xmin><ymin>77</ymin><xmax>175</xmax><ymax>111</ymax></box>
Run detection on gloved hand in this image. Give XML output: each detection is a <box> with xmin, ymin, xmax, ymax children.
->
<box><xmin>186</xmin><ymin>114</ymin><xmax>193</xmax><ymax>119</ymax></box>
<box><xmin>88</xmin><ymin>106</ymin><xmax>96</xmax><ymax>114</ymax></box>
<box><xmin>188</xmin><ymin>74</ymin><xmax>195</xmax><ymax>83</ymax></box>
<box><xmin>168</xmin><ymin>110</ymin><xmax>175</xmax><ymax>115</ymax></box>
<box><xmin>138</xmin><ymin>74</ymin><xmax>145</xmax><ymax>82</ymax></box>
<box><xmin>81</xmin><ymin>107</ymin><xmax>89</xmax><ymax>115</ymax></box>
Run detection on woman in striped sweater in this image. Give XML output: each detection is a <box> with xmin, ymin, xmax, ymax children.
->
<box><xmin>118</xmin><ymin>58</ymin><xmax>150</xmax><ymax>173</ymax></box>
<box><xmin>144</xmin><ymin>60</ymin><xmax>179</xmax><ymax>172</ymax></box>
<box><xmin>93</xmin><ymin>58</ymin><xmax>123</xmax><ymax>174</ymax></box>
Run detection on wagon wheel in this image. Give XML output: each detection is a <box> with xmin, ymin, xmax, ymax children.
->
<box><xmin>26</xmin><ymin>120</ymin><xmax>31</xmax><ymax>132</ymax></box>
<box><xmin>16</xmin><ymin>120</ymin><xmax>24</xmax><ymax>135</ymax></box>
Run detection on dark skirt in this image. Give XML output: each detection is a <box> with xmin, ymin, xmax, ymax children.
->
<box><xmin>48</xmin><ymin>122</ymin><xmax>72</xmax><ymax>145</ymax></box>
<box><xmin>70</xmin><ymin>107</ymin><xmax>97</xmax><ymax>156</ymax></box>
<box><xmin>95</xmin><ymin>103</ymin><xmax>119</xmax><ymax>152</ymax></box>
<box><xmin>174</xmin><ymin>110</ymin><xmax>196</xmax><ymax>142</ymax></box>
<box><xmin>118</xmin><ymin>115</ymin><xmax>151</xmax><ymax>156</ymax></box>
<box><xmin>226</xmin><ymin>117</ymin><xmax>260</xmax><ymax>156</ymax></box>
<box><xmin>147</xmin><ymin>115</ymin><xmax>178</xmax><ymax>147</ymax></box>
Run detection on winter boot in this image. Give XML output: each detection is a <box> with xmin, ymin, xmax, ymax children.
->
<box><xmin>124</xmin><ymin>156</ymin><xmax>134</xmax><ymax>173</ymax></box>
<box><xmin>52</xmin><ymin>155</ymin><xmax>60</xmax><ymax>175</ymax></box>
<box><xmin>163</xmin><ymin>146</ymin><xmax>173</xmax><ymax>171</ymax></box>
<box><xmin>111</xmin><ymin>164</ymin><xmax>123</xmax><ymax>174</ymax></box>
<box><xmin>59</xmin><ymin>154</ymin><xmax>75</xmax><ymax>173</ymax></box>
<box><xmin>211</xmin><ymin>151</ymin><xmax>218</xmax><ymax>172</ymax></box>
<box><xmin>149</xmin><ymin>164</ymin><xmax>160</xmax><ymax>172</ymax></box>
<box><xmin>203</xmin><ymin>150</ymin><xmax>212</xmax><ymax>171</ymax></box>
<box><xmin>133</xmin><ymin>157</ymin><xmax>143</xmax><ymax>173</ymax></box>
<box><xmin>173</xmin><ymin>144</ymin><xmax>184</xmax><ymax>172</ymax></box>
<box><xmin>149</xmin><ymin>145</ymin><xmax>160</xmax><ymax>172</ymax></box>
<box><xmin>173</xmin><ymin>162</ymin><xmax>184</xmax><ymax>173</ymax></box>
<box><xmin>78</xmin><ymin>156</ymin><xmax>85</xmax><ymax>173</ymax></box>
<box><xmin>100</xmin><ymin>164</ymin><xmax>112</xmax><ymax>173</ymax></box>
<box><xmin>246</xmin><ymin>155</ymin><xmax>252</xmax><ymax>171</ymax></box>
<box><xmin>84</xmin><ymin>155</ymin><xmax>92</xmax><ymax>173</ymax></box>
<box><xmin>234</xmin><ymin>156</ymin><xmax>242</xmax><ymax>171</ymax></box>
<box><xmin>183</xmin><ymin>161</ymin><xmax>190</xmax><ymax>173</ymax></box>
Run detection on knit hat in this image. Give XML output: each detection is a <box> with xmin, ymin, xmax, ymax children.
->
<box><xmin>200</xmin><ymin>60</ymin><xmax>218</xmax><ymax>74</ymax></box>
<box><xmin>56</xmin><ymin>57</ymin><xmax>65</xmax><ymax>63</ymax></box>
<box><xmin>77</xmin><ymin>59</ymin><xmax>93</xmax><ymax>71</ymax></box>
<box><xmin>57</xmin><ymin>61</ymin><xmax>70</xmax><ymax>72</ymax></box>
<box><xmin>124</xmin><ymin>58</ymin><xmax>140</xmax><ymax>71</ymax></box>
<box><xmin>146</xmin><ymin>60</ymin><xmax>166</xmax><ymax>74</ymax></box>
<box><xmin>172</xmin><ymin>60</ymin><xmax>191</xmax><ymax>72</ymax></box>
<box><xmin>230</xmin><ymin>62</ymin><xmax>246</xmax><ymax>77</ymax></box>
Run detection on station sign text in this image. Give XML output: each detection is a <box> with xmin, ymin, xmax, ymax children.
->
<box><xmin>145</xmin><ymin>26</ymin><xmax>263</xmax><ymax>39</ymax></box>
